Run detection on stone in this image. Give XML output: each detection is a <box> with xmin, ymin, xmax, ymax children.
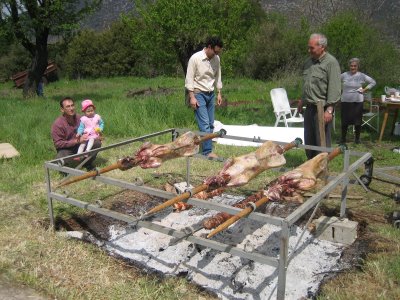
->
<box><xmin>0</xmin><ymin>143</ymin><xmax>20</xmax><ymax>159</ymax></box>
<box><xmin>313</xmin><ymin>216</ymin><xmax>358</xmax><ymax>245</ymax></box>
<box><xmin>173</xmin><ymin>182</ymin><xmax>194</xmax><ymax>194</ymax></box>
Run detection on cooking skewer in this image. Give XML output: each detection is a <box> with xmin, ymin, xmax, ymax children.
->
<box><xmin>206</xmin><ymin>144</ymin><xmax>346</xmax><ymax>238</ymax></box>
<box><xmin>56</xmin><ymin>130</ymin><xmax>227</xmax><ymax>188</ymax></box>
<box><xmin>145</xmin><ymin>138</ymin><xmax>303</xmax><ymax>216</ymax></box>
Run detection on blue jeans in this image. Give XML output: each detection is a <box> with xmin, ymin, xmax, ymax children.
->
<box><xmin>194</xmin><ymin>92</ymin><xmax>215</xmax><ymax>155</ymax></box>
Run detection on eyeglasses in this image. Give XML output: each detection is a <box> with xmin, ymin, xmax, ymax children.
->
<box><xmin>212</xmin><ymin>47</ymin><xmax>222</xmax><ymax>55</ymax></box>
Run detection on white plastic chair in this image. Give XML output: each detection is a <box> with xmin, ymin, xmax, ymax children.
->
<box><xmin>362</xmin><ymin>92</ymin><xmax>379</xmax><ymax>132</ymax></box>
<box><xmin>270</xmin><ymin>88</ymin><xmax>304</xmax><ymax>127</ymax></box>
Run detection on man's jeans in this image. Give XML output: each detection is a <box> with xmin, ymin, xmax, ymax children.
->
<box><xmin>194</xmin><ymin>91</ymin><xmax>215</xmax><ymax>155</ymax></box>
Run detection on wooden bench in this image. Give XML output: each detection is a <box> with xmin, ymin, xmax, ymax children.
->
<box><xmin>10</xmin><ymin>62</ymin><xmax>58</xmax><ymax>88</ymax></box>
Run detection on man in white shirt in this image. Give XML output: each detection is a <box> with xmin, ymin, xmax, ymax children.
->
<box><xmin>185</xmin><ymin>36</ymin><xmax>223</xmax><ymax>158</ymax></box>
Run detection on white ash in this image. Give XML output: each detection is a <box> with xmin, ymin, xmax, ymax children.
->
<box><xmin>104</xmin><ymin>194</ymin><xmax>344</xmax><ymax>299</ymax></box>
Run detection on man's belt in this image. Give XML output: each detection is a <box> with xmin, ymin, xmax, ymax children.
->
<box><xmin>194</xmin><ymin>88</ymin><xmax>214</xmax><ymax>95</ymax></box>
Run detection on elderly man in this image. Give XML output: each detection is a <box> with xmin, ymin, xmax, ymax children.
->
<box><xmin>185</xmin><ymin>36</ymin><xmax>223</xmax><ymax>158</ymax></box>
<box><xmin>298</xmin><ymin>33</ymin><xmax>341</xmax><ymax>159</ymax></box>
<box><xmin>51</xmin><ymin>97</ymin><xmax>101</xmax><ymax>170</ymax></box>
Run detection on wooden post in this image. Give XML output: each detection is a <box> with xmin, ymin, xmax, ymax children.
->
<box><xmin>317</xmin><ymin>101</ymin><xmax>326</xmax><ymax>147</ymax></box>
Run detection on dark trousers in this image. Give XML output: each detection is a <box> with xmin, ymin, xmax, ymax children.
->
<box><xmin>56</xmin><ymin>139</ymin><xmax>101</xmax><ymax>168</ymax></box>
<box><xmin>341</xmin><ymin>125</ymin><xmax>361</xmax><ymax>143</ymax></box>
<box><xmin>304</xmin><ymin>105</ymin><xmax>332</xmax><ymax>159</ymax></box>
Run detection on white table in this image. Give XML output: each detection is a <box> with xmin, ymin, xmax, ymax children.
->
<box><xmin>214</xmin><ymin>121</ymin><xmax>304</xmax><ymax>147</ymax></box>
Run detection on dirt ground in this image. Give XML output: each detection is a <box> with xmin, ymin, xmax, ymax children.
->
<box><xmin>0</xmin><ymin>276</ymin><xmax>48</xmax><ymax>300</ymax></box>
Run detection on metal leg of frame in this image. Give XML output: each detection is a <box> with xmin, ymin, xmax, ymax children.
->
<box><xmin>340</xmin><ymin>150</ymin><xmax>350</xmax><ymax>218</ymax></box>
<box><xmin>351</xmin><ymin>172</ymin><xmax>369</xmax><ymax>192</ymax></box>
<box><xmin>45</xmin><ymin>166</ymin><xmax>55</xmax><ymax>229</ymax></box>
<box><xmin>277</xmin><ymin>221</ymin><xmax>289</xmax><ymax>300</ymax></box>
<box><xmin>186</xmin><ymin>157</ymin><xmax>191</xmax><ymax>188</ymax></box>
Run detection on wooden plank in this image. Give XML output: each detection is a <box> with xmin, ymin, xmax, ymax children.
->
<box><xmin>11</xmin><ymin>61</ymin><xmax>58</xmax><ymax>88</ymax></box>
<box><xmin>317</xmin><ymin>101</ymin><xmax>326</xmax><ymax>147</ymax></box>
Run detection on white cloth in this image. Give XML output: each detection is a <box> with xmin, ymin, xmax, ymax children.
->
<box><xmin>213</xmin><ymin>120</ymin><xmax>304</xmax><ymax>147</ymax></box>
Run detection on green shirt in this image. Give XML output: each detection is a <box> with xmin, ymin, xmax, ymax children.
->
<box><xmin>302</xmin><ymin>52</ymin><xmax>341</xmax><ymax>106</ymax></box>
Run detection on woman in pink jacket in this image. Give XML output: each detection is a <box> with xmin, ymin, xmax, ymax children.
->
<box><xmin>76</xmin><ymin>99</ymin><xmax>104</xmax><ymax>154</ymax></box>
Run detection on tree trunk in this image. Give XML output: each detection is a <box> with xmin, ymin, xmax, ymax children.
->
<box><xmin>23</xmin><ymin>29</ymin><xmax>49</xmax><ymax>98</ymax></box>
<box><xmin>176</xmin><ymin>41</ymin><xmax>202</xmax><ymax>76</ymax></box>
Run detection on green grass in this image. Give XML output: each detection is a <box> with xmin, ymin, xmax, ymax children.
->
<box><xmin>1</xmin><ymin>76</ymin><xmax>400</xmax><ymax>299</ymax></box>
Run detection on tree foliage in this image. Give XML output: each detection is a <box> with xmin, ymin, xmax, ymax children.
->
<box><xmin>65</xmin><ymin>20</ymin><xmax>140</xmax><ymax>78</ymax></box>
<box><xmin>0</xmin><ymin>0</ymin><xmax>101</xmax><ymax>97</ymax></box>
<box><xmin>238</xmin><ymin>14</ymin><xmax>310</xmax><ymax>80</ymax></box>
<box><xmin>321</xmin><ymin>12</ymin><xmax>400</xmax><ymax>85</ymax></box>
<box><xmin>132</xmin><ymin>0</ymin><xmax>265</xmax><ymax>76</ymax></box>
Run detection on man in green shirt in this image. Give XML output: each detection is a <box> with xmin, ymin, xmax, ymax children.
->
<box><xmin>298</xmin><ymin>33</ymin><xmax>341</xmax><ymax>159</ymax></box>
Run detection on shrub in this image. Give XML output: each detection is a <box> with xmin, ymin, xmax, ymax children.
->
<box><xmin>0</xmin><ymin>43</ymin><xmax>31</xmax><ymax>82</ymax></box>
<box><xmin>238</xmin><ymin>14</ymin><xmax>310</xmax><ymax>80</ymax></box>
<box><xmin>321</xmin><ymin>12</ymin><xmax>400</xmax><ymax>85</ymax></box>
<box><xmin>64</xmin><ymin>20</ymin><xmax>140</xmax><ymax>79</ymax></box>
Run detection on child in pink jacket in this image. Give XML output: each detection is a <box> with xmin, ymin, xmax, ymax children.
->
<box><xmin>76</xmin><ymin>99</ymin><xmax>104</xmax><ymax>154</ymax></box>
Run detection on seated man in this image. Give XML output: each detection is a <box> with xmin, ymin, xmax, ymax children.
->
<box><xmin>51</xmin><ymin>97</ymin><xmax>101</xmax><ymax>170</ymax></box>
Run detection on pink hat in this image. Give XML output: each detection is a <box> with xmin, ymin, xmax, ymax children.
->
<box><xmin>81</xmin><ymin>99</ymin><xmax>95</xmax><ymax>112</ymax></box>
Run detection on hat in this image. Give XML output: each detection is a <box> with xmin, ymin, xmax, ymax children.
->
<box><xmin>81</xmin><ymin>99</ymin><xmax>95</xmax><ymax>112</ymax></box>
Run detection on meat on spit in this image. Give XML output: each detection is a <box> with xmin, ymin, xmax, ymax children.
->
<box><xmin>204</xmin><ymin>146</ymin><xmax>345</xmax><ymax>237</ymax></box>
<box><xmin>145</xmin><ymin>138</ymin><xmax>302</xmax><ymax>215</ymax></box>
<box><xmin>134</xmin><ymin>131</ymin><xmax>200</xmax><ymax>169</ymax></box>
<box><xmin>204</xmin><ymin>141</ymin><xmax>288</xmax><ymax>188</ymax></box>
<box><xmin>57</xmin><ymin>130</ymin><xmax>226</xmax><ymax>187</ymax></box>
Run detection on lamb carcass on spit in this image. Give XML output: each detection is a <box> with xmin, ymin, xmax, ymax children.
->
<box><xmin>266</xmin><ymin>152</ymin><xmax>329</xmax><ymax>203</ymax></box>
<box><xmin>204</xmin><ymin>140</ymin><xmax>287</xmax><ymax>188</ymax></box>
<box><xmin>57</xmin><ymin>130</ymin><xmax>226</xmax><ymax>187</ymax></box>
<box><xmin>145</xmin><ymin>139</ymin><xmax>301</xmax><ymax>216</ymax></box>
<box><xmin>135</xmin><ymin>131</ymin><xmax>200</xmax><ymax>169</ymax></box>
<box><xmin>171</xmin><ymin>140</ymin><xmax>297</xmax><ymax>212</ymax></box>
<box><xmin>203</xmin><ymin>152</ymin><xmax>330</xmax><ymax>230</ymax></box>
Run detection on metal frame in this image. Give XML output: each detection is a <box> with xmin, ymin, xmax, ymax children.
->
<box><xmin>373</xmin><ymin>166</ymin><xmax>400</xmax><ymax>185</ymax></box>
<box><xmin>44</xmin><ymin>129</ymin><xmax>372</xmax><ymax>300</ymax></box>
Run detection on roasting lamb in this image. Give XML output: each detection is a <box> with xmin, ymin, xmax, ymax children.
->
<box><xmin>172</xmin><ymin>141</ymin><xmax>286</xmax><ymax>212</ymax></box>
<box><xmin>204</xmin><ymin>141</ymin><xmax>287</xmax><ymax>188</ymax></box>
<box><xmin>203</xmin><ymin>152</ymin><xmax>329</xmax><ymax>229</ymax></box>
<box><xmin>135</xmin><ymin>131</ymin><xmax>200</xmax><ymax>169</ymax></box>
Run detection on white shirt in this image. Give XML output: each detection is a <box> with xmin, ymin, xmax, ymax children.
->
<box><xmin>185</xmin><ymin>49</ymin><xmax>222</xmax><ymax>92</ymax></box>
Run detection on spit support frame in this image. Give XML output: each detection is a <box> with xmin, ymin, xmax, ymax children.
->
<box><xmin>44</xmin><ymin>128</ymin><xmax>372</xmax><ymax>300</ymax></box>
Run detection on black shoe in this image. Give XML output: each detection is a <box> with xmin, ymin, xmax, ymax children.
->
<box><xmin>85</xmin><ymin>163</ymin><xmax>96</xmax><ymax>171</ymax></box>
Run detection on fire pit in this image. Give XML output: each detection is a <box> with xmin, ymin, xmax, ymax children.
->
<box><xmin>45</xmin><ymin>128</ymin><xmax>372</xmax><ymax>299</ymax></box>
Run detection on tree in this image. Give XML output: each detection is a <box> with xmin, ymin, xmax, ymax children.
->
<box><xmin>133</xmin><ymin>0</ymin><xmax>264</xmax><ymax>76</ymax></box>
<box><xmin>0</xmin><ymin>0</ymin><xmax>101</xmax><ymax>97</ymax></box>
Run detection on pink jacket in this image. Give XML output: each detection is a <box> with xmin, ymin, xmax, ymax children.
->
<box><xmin>77</xmin><ymin>114</ymin><xmax>104</xmax><ymax>139</ymax></box>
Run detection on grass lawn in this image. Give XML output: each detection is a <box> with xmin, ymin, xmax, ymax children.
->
<box><xmin>0</xmin><ymin>76</ymin><xmax>399</xmax><ymax>299</ymax></box>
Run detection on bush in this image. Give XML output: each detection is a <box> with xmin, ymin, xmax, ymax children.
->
<box><xmin>321</xmin><ymin>12</ymin><xmax>400</xmax><ymax>85</ymax></box>
<box><xmin>0</xmin><ymin>43</ymin><xmax>31</xmax><ymax>82</ymax></box>
<box><xmin>238</xmin><ymin>14</ymin><xmax>310</xmax><ymax>80</ymax></box>
<box><xmin>64</xmin><ymin>20</ymin><xmax>140</xmax><ymax>79</ymax></box>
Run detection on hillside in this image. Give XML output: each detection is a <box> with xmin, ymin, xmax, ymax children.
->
<box><xmin>83</xmin><ymin>0</ymin><xmax>400</xmax><ymax>42</ymax></box>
